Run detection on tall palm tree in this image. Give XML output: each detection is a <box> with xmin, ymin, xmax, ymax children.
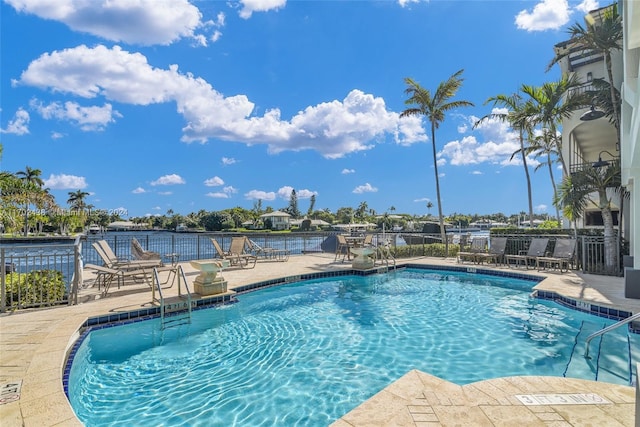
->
<box><xmin>16</xmin><ymin>166</ymin><xmax>44</xmax><ymax>236</ymax></box>
<box><xmin>555</xmin><ymin>160</ymin><xmax>621</xmax><ymax>273</ymax></box>
<box><xmin>67</xmin><ymin>189</ymin><xmax>90</xmax><ymax>211</ymax></box>
<box><xmin>548</xmin><ymin>4</ymin><xmax>622</xmax><ymax>145</ymax></box>
<box><xmin>528</xmin><ymin>128</ymin><xmax>562</xmax><ymax>223</ymax></box>
<box><xmin>401</xmin><ymin>70</ymin><xmax>474</xmax><ymax>251</ymax></box>
<box><xmin>474</xmin><ymin>92</ymin><xmax>535</xmax><ymax>227</ymax></box>
<box><xmin>520</xmin><ymin>74</ymin><xmax>587</xmax><ymax>174</ymax></box>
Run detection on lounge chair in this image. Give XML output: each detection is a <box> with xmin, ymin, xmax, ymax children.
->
<box><xmin>93</xmin><ymin>240</ymin><xmax>162</xmax><ymax>269</ymax></box>
<box><xmin>535</xmin><ymin>239</ymin><xmax>576</xmax><ymax>272</ymax></box>
<box><xmin>475</xmin><ymin>237</ymin><xmax>508</xmax><ymax>266</ymax></box>
<box><xmin>84</xmin><ymin>263</ymin><xmax>153</xmax><ymax>296</ymax></box>
<box><xmin>457</xmin><ymin>237</ymin><xmax>488</xmax><ymax>264</ymax></box>
<box><xmin>210</xmin><ymin>237</ymin><xmax>257</xmax><ymax>268</ymax></box>
<box><xmin>246</xmin><ymin>238</ymin><xmax>290</xmax><ymax>261</ymax></box>
<box><xmin>504</xmin><ymin>238</ymin><xmax>549</xmax><ymax>269</ymax></box>
<box><xmin>131</xmin><ymin>238</ymin><xmax>163</xmax><ymax>263</ymax></box>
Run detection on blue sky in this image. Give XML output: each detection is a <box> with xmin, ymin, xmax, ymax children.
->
<box><xmin>1</xmin><ymin>0</ymin><xmax>602</xmax><ymax>218</ymax></box>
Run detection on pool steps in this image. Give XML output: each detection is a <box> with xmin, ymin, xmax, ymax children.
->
<box><xmin>564</xmin><ymin>320</ymin><xmax>636</xmax><ymax>386</ymax></box>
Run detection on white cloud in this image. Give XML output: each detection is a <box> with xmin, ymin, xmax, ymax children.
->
<box><xmin>206</xmin><ymin>192</ymin><xmax>229</xmax><ymax>198</ymax></box>
<box><xmin>269</xmin><ymin>186</ymin><xmax>318</xmax><ymax>200</ymax></box>
<box><xmin>132</xmin><ymin>187</ymin><xmax>146</xmax><ymax>194</ymax></box>
<box><xmin>439</xmin><ymin>111</ymin><xmax>540</xmax><ymax>167</ymax></box>
<box><xmin>4</xmin><ymin>0</ymin><xmax>206</xmax><ymax>46</ymax></box>
<box><xmin>471</xmin><ymin>171</ymin><xmax>483</xmax><ymax>175</ymax></box>
<box><xmin>44</xmin><ymin>173</ymin><xmax>87</xmax><ymax>189</ymax></box>
<box><xmin>245</xmin><ymin>189</ymin><xmax>276</xmax><ymax>201</ymax></box>
<box><xmin>204</xmin><ymin>176</ymin><xmax>224</xmax><ymax>187</ymax></box>
<box><xmin>1</xmin><ymin>108</ymin><xmax>30</xmax><ymax>135</ymax></box>
<box><xmin>341</xmin><ymin>168</ymin><xmax>355</xmax><ymax>174</ymax></box>
<box><xmin>14</xmin><ymin>45</ymin><xmax>425</xmax><ymax>159</ymax></box>
<box><xmin>206</xmin><ymin>185</ymin><xmax>236</xmax><ymax>198</ymax></box>
<box><xmin>296</xmin><ymin>189</ymin><xmax>317</xmax><ymax>198</ymax></box>
<box><xmin>398</xmin><ymin>0</ymin><xmax>421</xmax><ymax>7</ymax></box>
<box><xmin>51</xmin><ymin>131</ymin><xmax>64</xmax><ymax>139</ymax></box>
<box><xmin>30</xmin><ymin>99</ymin><xmax>121</xmax><ymax>131</ymax></box>
<box><xmin>151</xmin><ymin>174</ymin><xmax>185</xmax><ymax>186</ymax></box>
<box><xmin>238</xmin><ymin>0</ymin><xmax>286</xmax><ymax>19</ymax></box>
<box><xmin>222</xmin><ymin>157</ymin><xmax>236</xmax><ymax>165</ymax></box>
<box><xmin>515</xmin><ymin>0</ymin><xmax>570</xmax><ymax>31</ymax></box>
<box><xmin>413</xmin><ymin>197</ymin><xmax>430</xmax><ymax>203</ymax></box>
<box><xmin>575</xmin><ymin>0</ymin><xmax>599</xmax><ymax>14</ymax></box>
<box><xmin>535</xmin><ymin>204</ymin><xmax>548</xmax><ymax>212</ymax></box>
<box><xmin>158</xmin><ymin>191</ymin><xmax>173</xmax><ymax>195</ymax></box>
<box><xmin>353</xmin><ymin>183</ymin><xmax>378</xmax><ymax>194</ymax></box>
<box><xmin>277</xmin><ymin>186</ymin><xmax>294</xmax><ymax>199</ymax></box>
<box><xmin>211</xmin><ymin>30</ymin><xmax>223</xmax><ymax>43</ymax></box>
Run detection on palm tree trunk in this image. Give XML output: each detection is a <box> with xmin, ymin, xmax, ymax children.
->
<box><xmin>520</xmin><ymin>130</ymin><xmax>534</xmax><ymax>226</ymax></box>
<box><xmin>604</xmin><ymin>52</ymin><xmax>621</xmax><ymax>146</ymax></box>
<box><xmin>23</xmin><ymin>200</ymin><xmax>29</xmax><ymax>236</ymax></box>
<box><xmin>599</xmin><ymin>189</ymin><xmax>617</xmax><ymax>273</ymax></box>
<box><xmin>546</xmin><ymin>154</ymin><xmax>561</xmax><ymax>223</ymax></box>
<box><xmin>431</xmin><ymin>123</ymin><xmax>447</xmax><ymax>256</ymax></box>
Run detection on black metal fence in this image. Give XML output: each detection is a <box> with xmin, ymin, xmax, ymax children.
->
<box><xmin>1</xmin><ymin>231</ymin><xmax>622</xmax><ymax>312</ymax></box>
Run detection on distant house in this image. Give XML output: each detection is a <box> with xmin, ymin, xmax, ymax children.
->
<box><xmin>259</xmin><ymin>210</ymin><xmax>291</xmax><ymax>230</ymax></box>
<box><xmin>106</xmin><ymin>221</ymin><xmax>146</xmax><ymax>231</ymax></box>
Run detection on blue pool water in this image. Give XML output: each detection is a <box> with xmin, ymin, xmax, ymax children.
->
<box><xmin>68</xmin><ymin>269</ymin><xmax>634</xmax><ymax>426</ymax></box>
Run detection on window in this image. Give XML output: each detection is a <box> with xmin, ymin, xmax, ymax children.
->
<box><xmin>584</xmin><ymin>210</ymin><xmax>618</xmax><ymax>226</ymax></box>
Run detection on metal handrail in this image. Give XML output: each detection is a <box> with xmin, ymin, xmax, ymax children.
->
<box><xmin>153</xmin><ymin>265</ymin><xmax>192</xmax><ymax>329</ymax></box>
<box><xmin>585</xmin><ymin>312</ymin><xmax>640</xmax><ymax>358</ymax></box>
<box><xmin>152</xmin><ymin>268</ymin><xmax>165</xmax><ymax>325</ymax></box>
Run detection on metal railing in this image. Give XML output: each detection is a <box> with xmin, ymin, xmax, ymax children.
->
<box><xmin>1</xmin><ymin>235</ymin><xmax>82</xmax><ymax>312</ymax></box>
<box><xmin>585</xmin><ymin>312</ymin><xmax>640</xmax><ymax>358</ymax></box>
<box><xmin>0</xmin><ymin>230</ymin><xmax>625</xmax><ymax>312</ymax></box>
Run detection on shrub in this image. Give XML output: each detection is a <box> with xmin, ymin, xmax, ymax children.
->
<box><xmin>4</xmin><ymin>269</ymin><xmax>66</xmax><ymax>309</ymax></box>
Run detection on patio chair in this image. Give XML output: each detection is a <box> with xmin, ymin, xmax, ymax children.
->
<box><xmin>457</xmin><ymin>237</ymin><xmax>488</xmax><ymax>264</ymax></box>
<box><xmin>246</xmin><ymin>238</ymin><xmax>290</xmax><ymax>262</ymax></box>
<box><xmin>210</xmin><ymin>237</ymin><xmax>257</xmax><ymax>268</ymax></box>
<box><xmin>131</xmin><ymin>238</ymin><xmax>162</xmax><ymax>263</ymax></box>
<box><xmin>504</xmin><ymin>238</ymin><xmax>549</xmax><ymax>269</ymax></box>
<box><xmin>335</xmin><ymin>234</ymin><xmax>352</xmax><ymax>262</ymax></box>
<box><xmin>475</xmin><ymin>237</ymin><xmax>508</xmax><ymax>266</ymax></box>
<box><xmin>535</xmin><ymin>239</ymin><xmax>577</xmax><ymax>273</ymax></box>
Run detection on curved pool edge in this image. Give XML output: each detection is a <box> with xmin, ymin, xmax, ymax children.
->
<box><xmin>1</xmin><ymin>254</ymin><xmax>637</xmax><ymax>427</ymax></box>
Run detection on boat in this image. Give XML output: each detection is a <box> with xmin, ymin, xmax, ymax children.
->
<box><xmin>175</xmin><ymin>224</ymin><xmax>188</xmax><ymax>232</ymax></box>
<box><xmin>87</xmin><ymin>224</ymin><xmax>101</xmax><ymax>234</ymax></box>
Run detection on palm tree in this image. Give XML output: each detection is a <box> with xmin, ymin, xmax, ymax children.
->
<box><xmin>528</xmin><ymin>128</ymin><xmax>562</xmax><ymax>223</ymax></box>
<box><xmin>16</xmin><ymin>166</ymin><xmax>44</xmax><ymax>236</ymax></box>
<box><xmin>401</xmin><ymin>70</ymin><xmax>474</xmax><ymax>252</ymax></box>
<box><xmin>67</xmin><ymin>190</ymin><xmax>90</xmax><ymax>211</ymax></box>
<box><xmin>474</xmin><ymin>92</ymin><xmax>534</xmax><ymax>227</ymax></box>
<box><xmin>555</xmin><ymin>160</ymin><xmax>621</xmax><ymax>273</ymax></box>
<box><xmin>520</xmin><ymin>74</ymin><xmax>587</xmax><ymax>173</ymax></box>
<box><xmin>548</xmin><ymin>4</ymin><xmax>622</xmax><ymax>145</ymax></box>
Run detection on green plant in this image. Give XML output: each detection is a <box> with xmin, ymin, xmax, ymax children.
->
<box><xmin>4</xmin><ymin>269</ymin><xmax>66</xmax><ymax>309</ymax></box>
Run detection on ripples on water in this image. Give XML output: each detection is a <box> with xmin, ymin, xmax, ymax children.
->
<box><xmin>69</xmin><ymin>269</ymin><xmax>611</xmax><ymax>426</ymax></box>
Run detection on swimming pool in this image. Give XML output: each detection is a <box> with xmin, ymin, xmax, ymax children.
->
<box><xmin>67</xmin><ymin>268</ymin><xmax>636</xmax><ymax>426</ymax></box>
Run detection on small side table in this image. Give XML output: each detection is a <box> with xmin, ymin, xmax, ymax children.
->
<box><xmin>164</xmin><ymin>253</ymin><xmax>180</xmax><ymax>266</ymax></box>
